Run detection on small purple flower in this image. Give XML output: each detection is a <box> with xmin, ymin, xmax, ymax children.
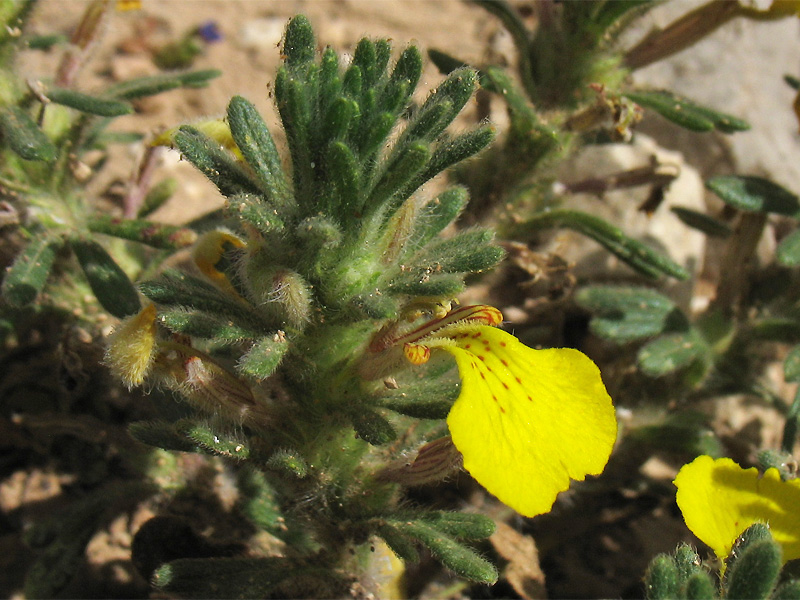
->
<box><xmin>196</xmin><ymin>21</ymin><xmax>222</xmax><ymax>44</ymax></box>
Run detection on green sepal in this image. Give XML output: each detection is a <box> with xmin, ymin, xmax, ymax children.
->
<box><xmin>139</xmin><ymin>177</ymin><xmax>178</xmax><ymax>218</ymax></box>
<box><xmin>723</xmin><ymin>523</ymin><xmax>774</xmax><ymax>582</ymax></box>
<box><xmin>274</xmin><ymin>70</ymin><xmax>314</xmax><ymax>206</ymax></box>
<box><xmin>159</xmin><ymin>308</ymin><xmax>258</xmax><ymax>343</ymax></box>
<box><xmin>420</xmin><ymin>511</ymin><xmax>496</xmax><ymax>540</ymax></box>
<box><xmin>266</xmin><ymin>448</ymin><xmax>309</xmax><ymax>479</ymax></box>
<box><xmin>386</xmin><ymin>520</ymin><xmax>498</xmax><ymax>584</ymax></box>
<box><xmin>406</xmin><ymin>186</ymin><xmax>468</xmax><ymax>252</ymax></box>
<box><xmin>104</xmin><ymin>69</ymin><xmax>221</xmax><ymax>100</ymax></box>
<box><xmin>226</xmin><ymin>95</ymin><xmax>292</xmax><ymax>210</ymax></box>
<box><xmin>173</xmin><ymin>126</ymin><xmax>262</xmax><ymax>198</ymax></box>
<box><xmin>637</xmin><ymin>330</ymin><xmax>706</xmax><ymax>377</ymax></box>
<box><xmin>627</xmin><ymin>90</ymin><xmax>749</xmax><ymax>133</ymax></box>
<box><xmin>1</xmin><ymin>235</ymin><xmax>61</xmax><ymax>307</ymax></box>
<box><xmin>773</xmin><ymin>580</ymin><xmax>800</xmax><ymax>600</ymax></box>
<box><xmin>575</xmin><ymin>285</ymin><xmax>683</xmax><ymax>343</ymax></box>
<box><xmin>351</xmin><ymin>408</ymin><xmax>396</xmax><ymax>445</ymax></box>
<box><xmin>176</xmin><ymin>421</ymin><xmax>250</xmax><ymax>460</ymax></box>
<box><xmin>684</xmin><ymin>572</ymin><xmax>715</xmax><ymax>600</ymax></box>
<box><xmin>724</xmin><ymin>538</ymin><xmax>781</xmax><ymax>600</ymax></box>
<box><xmin>236</xmin><ymin>466</ymin><xmax>285</xmax><ymax>535</ymax></box>
<box><xmin>227</xmin><ymin>193</ymin><xmax>285</xmax><ymax>235</ymax></box>
<box><xmin>0</xmin><ymin>105</ymin><xmax>57</xmax><ymax>161</ymax></box>
<box><xmin>282</xmin><ymin>15</ymin><xmax>315</xmax><ymax>69</ymax></box>
<box><xmin>70</xmin><ymin>238</ymin><xmax>140</xmax><ymax>318</ymax></box>
<box><xmin>87</xmin><ymin>216</ymin><xmax>197</xmax><ymax>249</ymax></box>
<box><xmin>376</xmin><ymin>524</ymin><xmax>420</xmax><ymax>562</ymax></box>
<box><xmin>644</xmin><ymin>554</ymin><xmax>680</xmax><ymax>600</ymax></box>
<box><xmin>139</xmin><ymin>270</ymin><xmax>268</xmax><ymax>332</ymax></box>
<box><xmin>671</xmin><ymin>206</ymin><xmax>732</xmax><ymax>238</ymax></box>
<box><xmin>387</xmin><ymin>272</ymin><xmax>465</xmax><ymax>297</ymax></box>
<box><xmin>237</xmin><ymin>333</ymin><xmax>290</xmax><ymax>381</ymax></box>
<box><xmin>414</xmin><ymin>67</ymin><xmax>476</xmax><ymax>138</ymax></box>
<box><xmin>514</xmin><ymin>209</ymin><xmax>690</xmax><ymax>280</ymax></box>
<box><xmin>672</xmin><ymin>543</ymin><xmax>703</xmax><ymax>583</ymax></box>
<box><xmin>45</xmin><ymin>87</ymin><xmax>133</xmax><ymax>116</ymax></box>
<box><xmin>378</xmin><ymin>379</ymin><xmax>459</xmax><ymax>419</ymax></box>
<box><xmin>778</xmin><ymin>228</ymin><xmax>800</xmax><ymax>267</ymax></box>
<box><xmin>127</xmin><ymin>420</ymin><xmax>199</xmax><ymax>453</ymax></box>
<box><xmin>706</xmin><ymin>176</ymin><xmax>800</xmax><ymax>218</ymax></box>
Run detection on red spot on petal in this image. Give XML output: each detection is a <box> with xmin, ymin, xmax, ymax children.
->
<box><xmin>478</xmin><ymin>355</ymin><xmax>485</xmax><ymax>361</ymax></box>
<box><xmin>492</xmin><ymin>395</ymin><xmax>498</xmax><ymax>402</ymax></box>
<box><xmin>502</xmin><ymin>382</ymin><xmax>509</xmax><ymax>389</ymax></box>
<box><xmin>515</xmin><ymin>377</ymin><xmax>522</xmax><ymax>384</ymax></box>
<box><xmin>472</xmin><ymin>332</ymin><xmax>481</xmax><ymax>339</ymax></box>
<box><xmin>500</xmin><ymin>359</ymin><xmax>508</xmax><ymax>367</ymax></box>
<box><xmin>500</xmin><ymin>341</ymin><xmax>506</xmax><ymax>347</ymax></box>
<box><xmin>480</xmin><ymin>372</ymin><xmax>486</xmax><ymax>380</ymax></box>
<box><xmin>527</xmin><ymin>395</ymin><xmax>533</xmax><ymax>402</ymax></box>
<box><xmin>464</xmin><ymin>344</ymin><xmax>471</xmax><ymax>349</ymax></box>
<box><xmin>500</xmin><ymin>406</ymin><xmax>506</xmax><ymax>413</ymax></box>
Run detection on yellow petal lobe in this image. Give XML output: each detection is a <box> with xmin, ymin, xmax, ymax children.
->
<box><xmin>675</xmin><ymin>455</ymin><xmax>800</xmax><ymax>563</ymax></box>
<box><xmin>444</xmin><ymin>327</ymin><xmax>617</xmax><ymax>517</ymax></box>
<box><xmin>105</xmin><ymin>303</ymin><xmax>158</xmax><ymax>388</ymax></box>
<box><xmin>193</xmin><ymin>231</ymin><xmax>246</xmax><ymax>297</ymax></box>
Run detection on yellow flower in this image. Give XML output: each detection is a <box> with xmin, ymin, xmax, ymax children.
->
<box><xmin>192</xmin><ymin>230</ymin><xmax>246</xmax><ymax>298</ymax></box>
<box><xmin>674</xmin><ymin>455</ymin><xmax>800</xmax><ymax>564</ymax></box>
<box><xmin>370</xmin><ymin>305</ymin><xmax>617</xmax><ymax>518</ymax></box>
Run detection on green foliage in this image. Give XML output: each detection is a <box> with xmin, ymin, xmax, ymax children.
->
<box><xmin>626</xmin><ymin>90</ymin><xmax>749</xmax><ymax>133</ymax></box>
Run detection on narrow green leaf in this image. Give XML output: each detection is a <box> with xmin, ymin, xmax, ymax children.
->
<box><xmin>414</xmin><ymin>229</ymin><xmax>504</xmax><ymax>273</ymax></box>
<box><xmin>326</xmin><ymin>140</ymin><xmax>361</xmax><ymax>217</ymax></box>
<box><xmin>785</xmin><ymin>344</ymin><xmax>800</xmax><ymax>383</ymax></box>
<box><xmin>177</xmin><ymin>421</ymin><xmax>250</xmax><ymax>460</ymax></box>
<box><xmin>139</xmin><ymin>270</ymin><xmax>268</xmax><ymax>332</ymax></box>
<box><xmin>282</xmin><ymin>15</ymin><xmax>316</xmax><ymax>69</ymax></box>
<box><xmin>670</xmin><ymin>206</ymin><xmax>731</xmax><ymax>238</ymax></box>
<box><xmin>87</xmin><ymin>216</ymin><xmax>197</xmax><ymax>249</ymax></box>
<box><xmin>226</xmin><ymin>95</ymin><xmax>292</xmax><ymax>209</ymax></box>
<box><xmin>376</xmin><ymin>524</ymin><xmax>420</xmax><ymax>563</ymax></box>
<box><xmin>778</xmin><ymin>228</ymin><xmax>800</xmax><ymax>266</ymax></box>
<box><xmin>751</xmin><ymin>318</ymin><xmax>800</xmax><ymax>343</ymax></box>
<box><xmin>351</xmin><ymin>409</ymin><xmax>396</xmax><ymax>445</ymax></box>
<box><xmin>389</xmin><ymin>520</ymin><xmax>498</xmax><ymax>584</ymax></box>
<box><xmin>706</xmin><ymin>175</ymin><xmax>800</xmax><ymax>217</ymax></box>
<box><xmin>153</xmin><ymin>557</ymin><xmax>301</xmax><ymax>599</ymax></box>
<box><xmin>173</xmin><ymin>126</ymin><xmax>262</xmax><ymax>198</ymax></box>
<box><xmin>266</xmin><ymin>449</ymin><xmax>309</xmax><ymax>479</ymax></box>
<box><xmin>237</xmin><ymin>333</ymin><xmax>290</xmax><ymax>381</ymax></box>
<box><xmin>0</xmin><ymin>106</ymin><xmax>57</xmax><ymax>161</ymax></box>
<box><xmin>71</xmin><ymin>239</ymin><xmax>140</xmax><ymax>318</ymax></box>
<box><xmin>139</xmin><ymin>177</ymin><xmax>177</xmax><ymax>218</ymax></box>
<box><xmin>227</xmin><ymin>193</ymin><xmax>285</xmax><ymax>236</ymax></box>
<box><xmin>105</xmin><ymin>69</ymin><xmax>220</xmax><ymax>100</ymax></box>
<box><xmin>427</xmin><ymin>49</ymin><xmax>469</xmax><ymax>75</ymax></box>
<box><xmin>2</xmin><ymin>235</ymin><xmax>61</xmax><ymax>306</ymax></box>
<box><xmin>575</xmin><ymin>285</ymin><xmax>682</xmax><ymax>343</ymax></box>
<box><xmin>627</xmin><ymin>90</ymin><xmax>748</xmax><ymax>133</ymax></box>
<box><xmin>237</xmin><ymin>467</ymin><xmax>285</xmax><ymax>535</ymax></box>
<box><xmin>378</xmin><ymin>379</ymin><xmax>459</xmax><ymax>419</ymax></box>
<box><xmin>637</xmin><ymin>331</ymin><xmax>705</xmax><ymax>377</ymax></box>
<box><xmin>46</xmin><ymin>87</ymin><xmax>133</xmax><ymax>116</ymax></box>
<box><xmin>369</xmin><ymin>142</ymin><xmax>430</xmax><ymax>209</ymax></box>
<box><xmin>128</xmin><ymin>421</ymin><xmax>198</xmax><ymax>453</ymax></box>
<box><xmin>420</xmin><ymin>512</ymin><xmax>496</xmax><ymax>540</ymax></box>
<box><xmin>159</xmin><ymin>309</ymin><xmax>259</xmax><ymax>343</ymax></box>
<box><xmin>514</xmin><ymin>209</ymin><xmax>690</xmax><ymax>280</ymax></box>
<box><xmin>407</xmin><ymin>187</ymin><xmax>468</xmax><ymax>251</ymax></box>
<box><xmin>387</xmin><ymin>272</ymin><xmax>465</xmax><ymax>297</ymax></box>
